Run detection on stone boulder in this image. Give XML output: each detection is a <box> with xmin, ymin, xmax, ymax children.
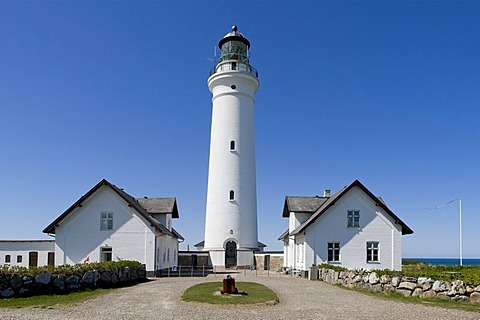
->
<box><xmin>22</xmin><ymin>276</ymin><xmax>34</xmax><ymax>286</ymax></box>
<box><xmin>52</xmin><ymin>275</ymin><xmax>65</xmax><ymax>292</ymax></box>
<box><xmin>412</xmin><ymin>288</ymin><xmax>423</xmax><ymax>297</ymax></box>
<box><xmin>417</xmin><ymin>277</ymin><xmax>433</xmax><ymax>291</ymax></box>
<box><xmin>128</xmin><ymin>267</ymin><xmax>138</xmax><ymax>281</ymax></box>
<box><xmin>65</xmin><ymin>274</ymin><xmax>82</xmax><ymax>290</ymax></box>
<box><xmin>35</xmin><ymin>272</ymin><xmax>51</xmax><ymax>285</ymax></box>
<box><xmin>454</xmin><ymin>296</ymin><xmax>470</xmax><ymax>303</ymax></box>
<box><xmin>398</xmin><ymin>281</ymin><xmax>416</xmax><ymax>291</ymax></box>
<box><xmin>83</xmin><ymin>270</ymin><xmax>100</xmax><ymax>286</ymax></box>
<box><xmin>0</xmin><ymin>276</ymin><xmax>10</xmax><ymax>290</ymax></box>
<box><xmin>100</xmin><ymin>270</ymin><xmax>113</xmax><ymax>283</ymax></box>
<box><xmin>391</xmin><ymin>276</ymin><xmax>401</xmax><ymax>287</ymax></box>
<box><xmin>368</xmin><ymin>272</ymin><xmax>380</xmax><ymax>284</ymax></box>
<box><xmin>421</xmin><ymin>290</ymin><xmax>437</xmax><ymax>298</ymax></box>
<box><xmin>397</xmin><ymin>289</ymin><xmax>412</xmax><ymax>297</ymax></box>
<box><xmin>432</xmin><ymin>280</ymin><xmax>450</xmax><ymax>292</ymax></box>
<box><xmin>1</xmin><ymin>288</ymin><xmax>14</xmax><ymax>299</ymax></box>
<box><xmin>10</xmin><ymin>275</ymin><xmax>23</xmax><ymax>289</ymax></box>
<box><xmin>380</xmin><ymin>274</ymin><xmax>391</xmax><ymax>284</ymax></box>
<box><xmin>447</xmin><ymin>280</ymin><xmax>465</xmax><ymax>296</ymax></box>
<box><xmin>470</xmin><ymin>292</ymin><xmax>480</xmax><ymax>304</ymax></box>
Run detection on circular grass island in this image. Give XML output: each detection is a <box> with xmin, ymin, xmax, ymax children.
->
<box><xmin>181</xmin><ymin>282</ymin><xmax>279</xmax><ymax>305</ymax></box>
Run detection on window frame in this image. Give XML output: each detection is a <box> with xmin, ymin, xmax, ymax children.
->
<box><xmin>347</xmin><ymin>210</ymin><xmax>360</xmax><ymax>228</ymax></box>
<box><xmin>366</xmin><ymin>241</ymin><xmax>379</xmax><ymax>263</ymax></box>
<box><xmin>327</xmin><ymin>242</ymin><xmax>340</xmax><ymax>262</ymax></box>
<box><xmin>17</xmin><ymin>255</ymin><xmax>22</xmax><ymax>263</ymax></box>
<box><xmin>5</xmin><ymin>254</ymin><xmax>11</xmax><ymax>263</ymax></box>
<box><xmin>100</xmin><ymin>247</ymin><xmax>113</xmax><ymax>262</ymax></box>
<box><xmin>100</xmin><ymin>211</ymin><xmax>114</xmax><ymax>231</ymax></box>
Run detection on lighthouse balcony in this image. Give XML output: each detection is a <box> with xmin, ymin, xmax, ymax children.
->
<box><xmin>210</xmin><ymin>60</ymin><xmax>258</xmax><ymax>78</ymax></box>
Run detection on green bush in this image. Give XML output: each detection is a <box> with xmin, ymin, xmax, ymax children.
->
<box><xmin>0</xmin><ymin>260</ymin><xmax>142</xmax><ymax>277</ymax></box>
<box><xmin>318</xmin><ymin>263</ymin><xmax>347</xmax><ymax>272</ymax></box>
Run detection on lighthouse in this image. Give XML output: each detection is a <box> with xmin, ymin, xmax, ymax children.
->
<box><xmin>203</xmin><ymin>26</ymin><xmax>259</xmax><ymax>268</ymax></box>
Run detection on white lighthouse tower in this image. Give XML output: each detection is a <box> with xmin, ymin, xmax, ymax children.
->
<box><xmin>203</xmin><ymin>26</ymin><xmax>259</xmax><ymax>268</ymax></box>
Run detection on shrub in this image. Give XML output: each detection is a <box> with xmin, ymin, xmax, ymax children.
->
<box><xmin>0</xmin><ymin>260</ymin><xmax>142</xmax><ymax>277</ymax></box>
<box><xmin>318</xmin><ymin>263</ymin><xmax>347</xmax><ymax>272</ymax></box>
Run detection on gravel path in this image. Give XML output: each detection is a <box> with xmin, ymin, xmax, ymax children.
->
<box><xmin>1</xmin><ymin>274</ymin><xmax>479</xmax><ymax>320</ymax></box>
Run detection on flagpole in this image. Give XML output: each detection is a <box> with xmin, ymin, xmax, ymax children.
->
<box><xmin>459</xmin><ymin>196</ymin><xmax>463</xmax><ymax>266</ymax></box>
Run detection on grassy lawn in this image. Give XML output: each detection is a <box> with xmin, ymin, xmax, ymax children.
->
<box><xmin>0</xmin><ymin>288</ymin><xmax>113</xmax><ymax>309</ymax></box>
<box><xmin>181</xmin><ymin>281</ymin><xmax>278</xmax><ymax>305</ymax></box>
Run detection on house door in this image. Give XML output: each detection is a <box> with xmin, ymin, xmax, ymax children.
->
<box><xmin>48</xmin><ymin>252</ymin><xmax>55</xmax><ymax>267</ymax></box>
<box><xmin>29</xmin><ymin>252</ymin><xmax>38</xmax><ymax>267</ymax></box>
<box><xmin>264</xmin><ymin>255</ymin><xmax>271</xmax><ymax>270</ymax></box>
<box><xmin>225</xmin><ymin>241</ymin><xmax>237</xmax><ymax>267</ymax></box>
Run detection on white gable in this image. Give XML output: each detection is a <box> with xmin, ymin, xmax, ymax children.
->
<box><xmin>54</xmin><ymin>186</ymin><xmax>159</xmax><ymax>270</ymax></box>
<box><xmin>284</xmin><ymin>182</ymin><xmax>408</xmax><ymax>271</ymax></box>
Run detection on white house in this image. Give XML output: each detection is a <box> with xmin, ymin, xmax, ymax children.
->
<box><xmin>279</xmin><ymin>180</ymin><xmax>413</xmax><ymax>271</ymax></box>
<box><xmin>0</xmin><ymin>240</ymin><xmax>55</xmax><ymax>268</ymax></box>
<box><xmin>43</xmin><ymin>179</ymin><xmax>183</xmax><ymax>275</ymax></box>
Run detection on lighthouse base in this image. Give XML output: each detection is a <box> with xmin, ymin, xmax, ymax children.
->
<box><xmin>206</xmin><ymin>249</ymin><xmax>256</xmax><ymax>269</ymax></box>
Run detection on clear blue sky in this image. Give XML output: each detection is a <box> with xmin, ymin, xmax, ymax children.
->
<box><xmin>1</xmin><ymin>2</ymin><xmax>479</xmax><ymax>258</ymax></box>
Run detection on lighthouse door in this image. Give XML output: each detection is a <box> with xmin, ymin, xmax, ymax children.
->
<box><xmin>225</xmin><ymin>241</ymin><xmax>237</xmax><ymax>267</ymax></box>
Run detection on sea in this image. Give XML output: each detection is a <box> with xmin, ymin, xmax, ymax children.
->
<box><xmin>404</xmin><ymin>258</ymin><xmax>480</xmax><ymax>266</ymax></box>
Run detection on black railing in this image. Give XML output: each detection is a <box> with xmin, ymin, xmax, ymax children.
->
<box><xmin>209</xmin><ymin>61</ymin><xmax>258</xmax><ymax>78</ymax></box>
<box><xmin>155</xmin><ymin>265</ymin><xmax>214</xmax><ymax>277</ymax></box>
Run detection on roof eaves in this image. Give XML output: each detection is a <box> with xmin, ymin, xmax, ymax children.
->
<box><xmin>43</xmin><ymin>179</ymin><xmax>110</xmax><ymax>234</ymax></box>
<box><xmin>277</xmin><ymin>229</ymin><xmax>289</xmax><ymax>240</ymax></box>
<box><xmin>171</xmin><ymin>227</ymin><xmax>184</xmax><ymax>240</ymax></box>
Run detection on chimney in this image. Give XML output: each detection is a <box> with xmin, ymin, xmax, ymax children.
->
<box><xmin>323</xmin><ymin>189</ymin><xmax>331</xmax><ymax>197</ymax></box>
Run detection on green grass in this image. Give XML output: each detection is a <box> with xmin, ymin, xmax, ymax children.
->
<box><xmin>0</xmin><ymin>288</ymin><xmax>113</xmax><ymax>309</ymax></box>
<box><xmin>181</xmin><ymin>281</ymin><xmax>278</xmax><ymax>305</ymax></box>
<box><xmin>400</xmin><ymin>264</ymin><xmax>480</xmax><ymax>285</ymax></box>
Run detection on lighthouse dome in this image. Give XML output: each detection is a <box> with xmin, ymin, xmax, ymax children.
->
<box><xmin>218</xmin><ymin>25</ymin><xmax>250</xmax><ymax>49</ymax></box>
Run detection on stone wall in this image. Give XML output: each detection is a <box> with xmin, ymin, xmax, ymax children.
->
<box><xmin>255</xmin><ymin>254</ymin><xmax>284</xmax><ymax>271</ymax></box>
<box><xmin>318</xmin><ymin>268</ymin><xmax>480</xmax><ymax>303</ymax></box>
<box><xmin>0</xmin><ymin>265</ymin><xmax>146</xmax><ymax>299</ymax></box>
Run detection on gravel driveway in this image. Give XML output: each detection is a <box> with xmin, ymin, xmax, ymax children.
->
<box><xmin>1</xmin><ymin>273</ymin><xmax>479</xmax><ymax>320</ymax></box>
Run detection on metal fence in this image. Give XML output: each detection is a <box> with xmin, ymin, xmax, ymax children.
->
<box><xmin>155</xmin><ymin>265</ymin><xmax>305</xmax><ymax>278</ymax></box>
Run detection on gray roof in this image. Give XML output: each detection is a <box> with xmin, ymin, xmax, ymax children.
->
<box><xmin>136</xmin><ymin>198</ymin><xmax>179</xmax><ymax>218</ymax></box>
<box><xmin>288</xmin><ymin>180</ymin><xmax>414</xmax><ymax>236</ymax></box>
<box><xmin>282</xmin><ymin>196</ymin><xmax>328</xmax><ymax>217</ymax></box>
<box><xmin>43</xmin><ymin>179</ymin><xmax>181</xmax><ymax>238</ymax></box>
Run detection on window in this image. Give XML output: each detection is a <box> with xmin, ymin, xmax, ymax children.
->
<box><xmin>100</xmin><ymin>247</ymin><xmax>112</xmax><ymax>262</ymax></box>
<box><xmin>347</xmin><ymin>210</ymin><xmax>360</xmax><ymax>228</ymax></box>
<box><xmin>367</xmin><ymin>242</ymin><xmax>379</xmax><ymax>262</ymax></box>
<box><xmin>297</xmin><ymin>243</ymin><xmax>304</xmax><ymax>263</ymax></box>
<box><xmin>163</xmin><ymin>248</ymin><xmax>166</xmax><ymax>262</ymax></box>
<box><xmin>100</xmin><ymin>212</ymin><xmax>113</xmax><ymax>230</ymax></box>
<box><xmin>17</xmin><ymin>255</ymin><xmax>22</xmax><ymax>263</ymax></box>
<box><xmin>230</xmin><ymin>140</ymin><xmax>235</xmax><ymax>151</ymax></box>
<box><xmin>167</xmin><ymin>248</ymin><xmax>170</xmax><ymax>262</ymax></box>
<box><xmin>327</xmin><ymin>242</ymin><xmax>340</xmax><ymax>262</ymax></box>
<box><xmin>4</xmin><ymin>255</ymin><xmax>11</xmax><ymax>263</ymax></box>
<box><xmin>229</xmin><ymin>190</ymin><xmax>235</xmax><ymax>201</ymax></box>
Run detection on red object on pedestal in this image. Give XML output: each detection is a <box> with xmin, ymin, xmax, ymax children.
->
<box><xmin>220</xmin><ymin>275</ymin><xmax>238</xmax><ymax>294</ymax></box>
